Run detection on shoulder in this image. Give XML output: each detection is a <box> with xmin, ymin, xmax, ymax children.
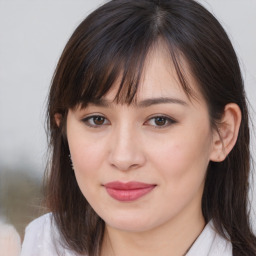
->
<box><xmin>20</xmin><ymin>213</ymin><xmax>79</xmax><ymax>256</ymax></box>
<box><xmin>186</xmin><ymin>221</ymin><xmax>232</xmax><ymax>256</ymax></box>
<box><xmin>25</xmin><ymin>213</ymin><xmax>52</xmax><ymax>233</ymax></box>
<box><xmin>20</xmin><ymin>213</ymin><xmax>54</xmax><ymax>256</ymax></box>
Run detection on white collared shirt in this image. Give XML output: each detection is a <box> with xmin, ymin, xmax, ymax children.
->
<box><xmin>21</xmin><ymin>213</ymin><xmax>232</xmax><ymax>256</ymax></box>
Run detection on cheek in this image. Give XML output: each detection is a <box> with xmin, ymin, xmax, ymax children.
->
<box><xmin>72</xmin><ymin>144</ymin><xmax>100</xmax><ymax>170</ymax></box>
<box><xmin>72</xmin><ymin>144</ymin><xmax>103</xmax><ymax>173</ymax></box>
<box><xmin>68</xmin><ymin>132</ymin><xmax>107</xmax><ymax>190</ymax></box>
<box><xmin>148</xmin><ymin>128</ymin><xmax>212</xmax><ymax>190</ymax></box>
<box><xmin>69</xmin><ymin>141</ymin><xmax>105</xmax><ymax>205</ymax></box>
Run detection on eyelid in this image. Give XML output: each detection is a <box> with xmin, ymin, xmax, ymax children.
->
<box><xmin>80</xmin><ymin>113</ymin><xmax>177</xmax><ymax>129</ymax></box>
<box><xmin>144</xmin><ymin>114</ymin><xmax>177</xmax><ymax>128</ymax></box>
<box><xmin>81</xmin><ymin>114</ymin><xmax>110</xmax><ymax>128</ymax></box>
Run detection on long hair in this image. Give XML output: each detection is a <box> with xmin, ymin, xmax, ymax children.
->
<box><xmin>45</xmin><ymin>0</ymin><xmax>256</xmax><ymax>255</ymax></box>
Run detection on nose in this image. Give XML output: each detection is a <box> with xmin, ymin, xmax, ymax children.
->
<box><xmin>108</xmin><ymin>124</ymin><xmax>146</xmax><ymax>171</ymax></box>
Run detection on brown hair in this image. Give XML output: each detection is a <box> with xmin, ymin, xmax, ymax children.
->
<box><xmin>45</xmin><ymin>0</ymin><xmax>256</xmax><ymax>255</ymax></box>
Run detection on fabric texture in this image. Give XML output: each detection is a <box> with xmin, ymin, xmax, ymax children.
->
<box><xmin>20</xmin><ymin>213</ymin><xmax>232</xmax><ymax>256</ymax></box>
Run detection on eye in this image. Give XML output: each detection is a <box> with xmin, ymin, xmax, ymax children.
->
<box><xmin>144</xmin><ymin>115</ymin><xmax>176</xmax><ymax>128</ymax></box>
<box><xmin>82</xmin><ymin>115</ymin><xmax>110</xmax><ymax>128</ymax></box>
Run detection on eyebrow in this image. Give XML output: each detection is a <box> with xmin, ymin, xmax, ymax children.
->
<box><xmin>136</xmin><ymin>97</ymin><xmax>187</xmax><ymax>107</ymax></box>
<box><xmin>88</xmin><ymin>97</ymin><xmax>187</xmax><ymax>108</ymax></box>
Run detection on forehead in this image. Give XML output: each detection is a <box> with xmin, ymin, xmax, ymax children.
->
<box><xmin>103</xmin><ymin>46</ymin><xmax>202</xmax><ymax>105</ymax></box>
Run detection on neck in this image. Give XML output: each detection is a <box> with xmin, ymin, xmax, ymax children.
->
<box><xmin>101</xmin><ymin>210</ymin><xmax>205</xmax><ymax>256</ymax></box>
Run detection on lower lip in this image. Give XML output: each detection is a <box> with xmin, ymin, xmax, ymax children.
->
<box><xmin>105</xmin><ymin>186</ymin><xmax>155</xmax><ymax>202</ymax></box>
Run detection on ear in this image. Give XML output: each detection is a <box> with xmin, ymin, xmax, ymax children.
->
<box><xmin>54</xmin><ymin>113</ymin><xmax>62</xmax><ymax>127</ymax></box>
<box><xmin>210</xmin><ymin>103</ymin><xmax>241</xmax><ymax>162</ymax></box>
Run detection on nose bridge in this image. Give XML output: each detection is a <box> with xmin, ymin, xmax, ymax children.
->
<box><xmin>108</xmin><ymin>121</ymin><xmax>145</xmax><ymax>171</ymax></box>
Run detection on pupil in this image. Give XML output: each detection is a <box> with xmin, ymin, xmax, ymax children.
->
<box><xmin>94</xmin><ymin>116</ymin><xmax>104</xmax><ymax>125</ymax></box>
<box><xmin>155</xmin><ymin>117</ymin><xmax>166</xmax><ymax>126</ymax></box>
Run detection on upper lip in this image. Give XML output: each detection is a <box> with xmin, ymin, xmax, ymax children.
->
<box><xmin>104</xmin><ymin>181</ymin><xmax>156</xmax><ymax>190</ymax></box>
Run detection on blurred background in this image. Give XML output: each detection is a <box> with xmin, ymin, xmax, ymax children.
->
<box><xmin>0</xmin><ymin>0</ymin><xmax>255</xmax><ymax>240</ymax></box>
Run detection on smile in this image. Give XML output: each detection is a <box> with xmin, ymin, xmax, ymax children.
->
<box><xmin>104</xmin><ymin>181</ymin><xmax>156</xmax><ymax>202</ymax></box>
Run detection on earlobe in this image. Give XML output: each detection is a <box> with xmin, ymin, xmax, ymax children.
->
<box><xmin>54</xmin><ymin>113</ymin><xmax>62</xmax><ymax>127</ymax></box>
<box><xmin>210</xmin><ymin>103</ymin><xmax>241</xmax><ymax>162</ymax></box>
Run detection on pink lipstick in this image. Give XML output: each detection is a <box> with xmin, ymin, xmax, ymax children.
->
<box><xmin>104</xmin><ymin>181</ymin><xmax>156</xmax><ymax>202</ymax></box>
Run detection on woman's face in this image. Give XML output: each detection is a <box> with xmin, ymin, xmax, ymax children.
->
<box><xmin>66</xmin><ymin>47</ymin><xmax>217</xmax><ymax>233</ymax></box>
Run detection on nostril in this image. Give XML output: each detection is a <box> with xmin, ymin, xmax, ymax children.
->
<box><xmin>109</xmin><ymin>152</ymin><xmax>145</xmax><ymax>171</ymax></box>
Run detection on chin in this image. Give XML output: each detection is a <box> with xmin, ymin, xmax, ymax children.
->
<box><xmin>103</xmin><ymin>213</ymin><xmax>161</xmax><ymax>233</ymax></box>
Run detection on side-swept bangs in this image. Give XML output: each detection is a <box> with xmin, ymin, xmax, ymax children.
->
<box><xmin>48</xmin><ymin>0</ymin><xmax>196</xmax><ymax>120</ymax></box>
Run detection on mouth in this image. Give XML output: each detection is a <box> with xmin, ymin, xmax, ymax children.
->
<box><xmin>103</xmin><ymin>181</ymin><xmax>156</xmax><ymax>202</ymax></box>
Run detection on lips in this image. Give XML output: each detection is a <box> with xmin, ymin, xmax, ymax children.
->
<box><xmin>104</xmin><ymin>181</ymin><xmax>156</xmax><ymax>202</ymax></box>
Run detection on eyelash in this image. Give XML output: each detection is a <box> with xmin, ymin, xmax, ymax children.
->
<box><xmin>144</xmin><ymin>115</ymin><xmax>176</xmax><ymax>128</ymax></box>
<box><xmin>82</xmin><ymin>115</ymin><xmax>110</xmax><ymax>128</ymax></box>
<box><xmin>82</xmin><ymin>115</ymin><xmax>176</xmax><ymax>129</ymax></box>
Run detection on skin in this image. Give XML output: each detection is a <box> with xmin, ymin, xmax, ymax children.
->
<box><xmin>65</xmin><ymin>46</ymin><xmax>241</xmax><ymax>256</ymax></box>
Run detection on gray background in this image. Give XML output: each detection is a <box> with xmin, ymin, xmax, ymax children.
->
<box><xmin>0</xmin><ymin>0</ymin><xmax>255</xmax><ymax>236</ymax></box>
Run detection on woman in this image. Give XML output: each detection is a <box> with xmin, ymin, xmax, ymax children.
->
<box><xmin>21</xmin><ymin>0</ymin><xmax>256</xmax><ymax>255</ymax></box>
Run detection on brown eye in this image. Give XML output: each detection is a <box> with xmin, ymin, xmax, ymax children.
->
<box><xmin>93</xmin><ymin>116</ymin><xmax>105</xmax><ymax>125</ymax></box>
<box><xmin>144</xmin><ymin>115</ymin><xmax>176</xmax><ymax>128</ymax></box>
<box><xmin>154</xmin><ymin>117</ymin><xmax>167</xmax><ymax>126</ymax></box>
<box><xmin>82</xmin><ymin>115</ymin><xmax>110</xmax><ymax>128</ymax></box>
